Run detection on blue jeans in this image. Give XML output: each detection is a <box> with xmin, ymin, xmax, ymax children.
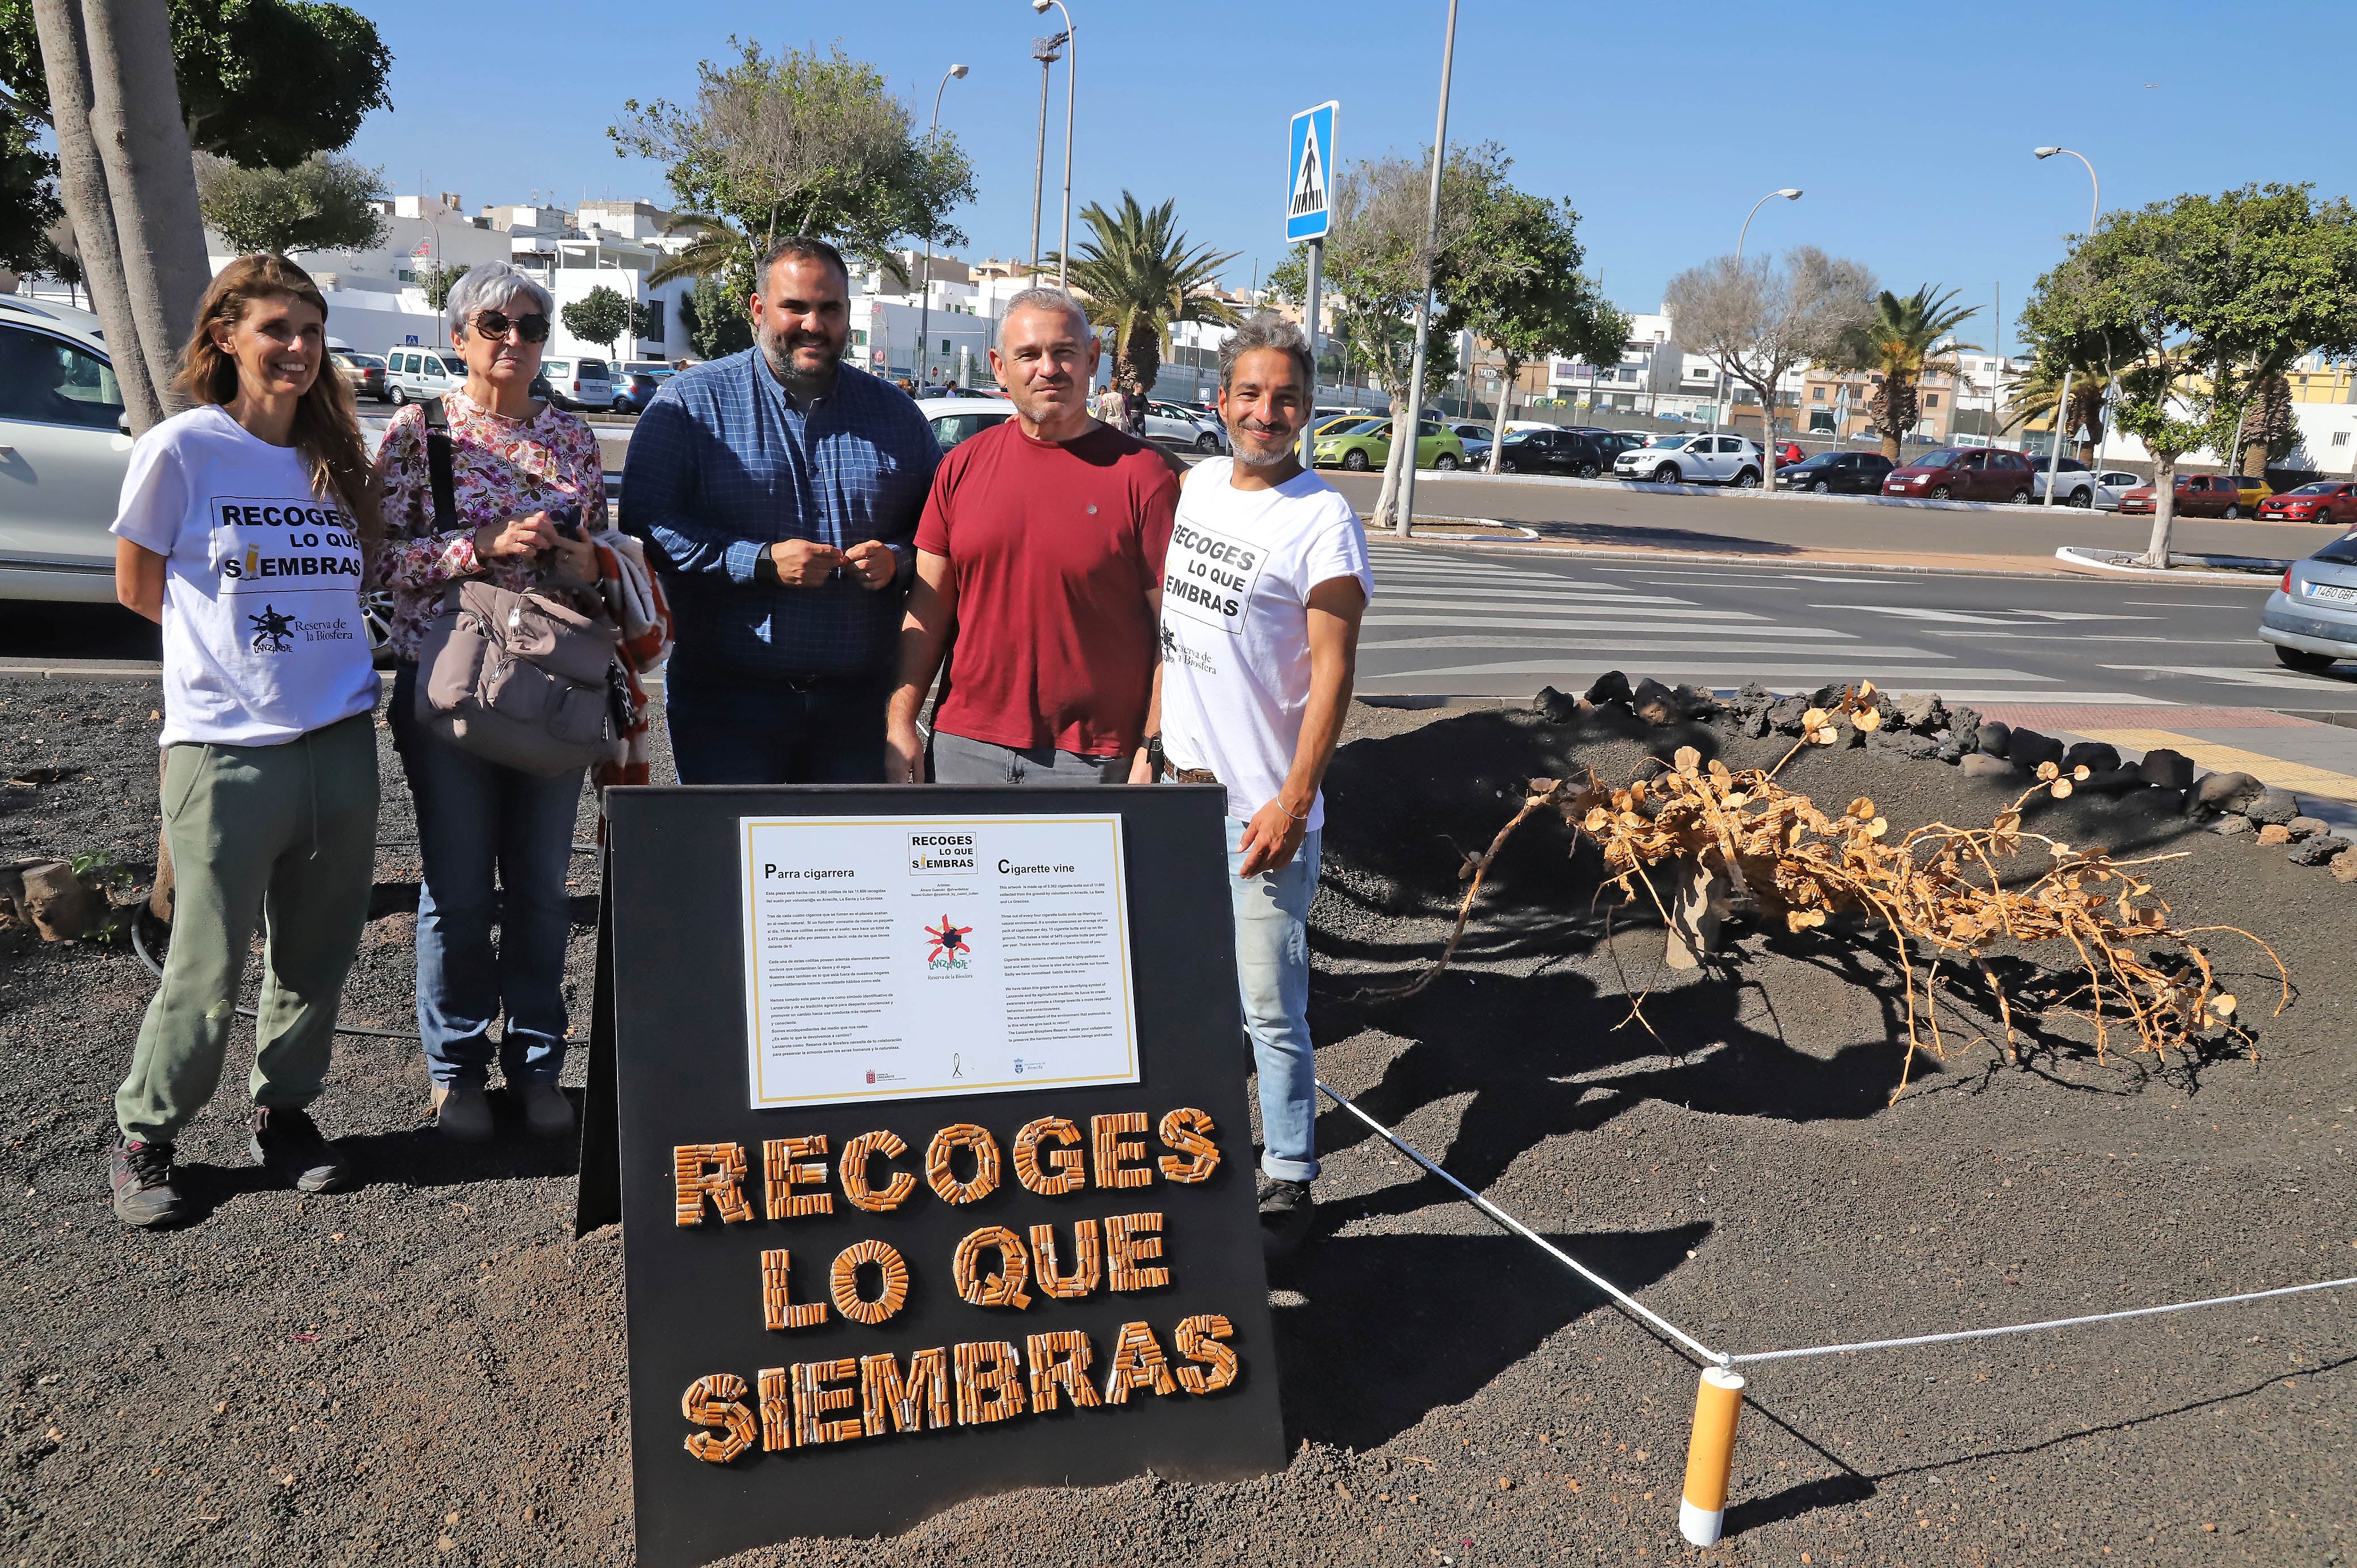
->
<box><xmin>664</xmin><ymin>661</ymin><xmax>887</xmax><ymax>785</ymax></box>
<box><xmin>1227</xmin><ymin>817</ymin><xmax>1321</xmax><ymax>1183</ymax></box>
<box><xmin>390</xmin><ymin>664</ymin><xmax>584</xmax><ymax>1088</ymax></box>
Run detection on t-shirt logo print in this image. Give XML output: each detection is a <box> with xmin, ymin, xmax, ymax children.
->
<box><xmin>247</xmin><ymin>603</ymin><xmax>297</xmax><ymax>653</ymax></box>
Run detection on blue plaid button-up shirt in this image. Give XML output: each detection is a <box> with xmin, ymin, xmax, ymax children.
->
<box><xmin>619</xmin><ymin>350</ymin><xmax>941</xmax><ymax>679</ymax></box>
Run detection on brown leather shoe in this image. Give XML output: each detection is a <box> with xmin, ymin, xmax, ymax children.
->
<box><xmin>429</xmin><ymin>1083</ymin><xmax>494</xmax><ymax>1143</ymax></box>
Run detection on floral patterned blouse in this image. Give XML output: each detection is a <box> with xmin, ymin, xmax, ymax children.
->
<box><xmin>370</xmin><ymin>386</ymin><xmax>611</xmax><ymax>662</ymax></box>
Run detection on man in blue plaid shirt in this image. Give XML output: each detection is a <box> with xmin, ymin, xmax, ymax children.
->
<box><xmin>620</xmin><ymin>236</ymin><xmax>940</xmax><ymax>783</ymax></box>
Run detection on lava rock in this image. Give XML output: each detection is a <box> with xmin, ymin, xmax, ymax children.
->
<box><xmin>1836</xmin><ymin>717</ymin><xmax>1868</xmax><ymax>749</ymax></box>
<box><xmin>1959</xmin><ymin>752</ymin><xmax>2012</xmax><ymax>780</ymax></box>
<box><xmin>2332</xmin><ymin>850</ymin><xmax>2357</xmax><ymax>883</ymax></box>
<box><xmin>1884</xmin><ymin>731</ymin><xmax>1941</xmax><ymax>761</ymax></box>
<box><xmin>2245</xmin><ymin>788</ymin><xmax>2300</xmax><ymax>826</ymax></box>
<box><xmin>1807</xmin><ymin>680</ymin><xmax>1860</xmax><ymax>710</ymax></box>
<box><xmin>1741</xmin><ymin>707</ymin><xmax>1771</xmax><ymax>739</ymax></box>
<box><xmin>1585</xmin><ymin>670</ymin><xmax>1634</xmax><ymax>706</ymax></box>
<box><xmin>2286</xmin><ymin>815</ymin><xmax>2332</xmax><ymax>841</ymax></box>
<box><xmin>1894</xmin><ymin>692</ymin><xmax>1948</xmax><ymax>733</ymax></box>
<box><xmin>2257</xmin><ymin>823</ymin><xmax>2294</xmax><ymax>846</ymax></box>
<box><xmin>2291</xmin><ymin>834</ymin><xmax>2352</xmax><ymax>867</ymax></box>
<box><xmin>2080</xmin><ymin>765</ymin><xmax>2147</xmax><ymax>796</ymax></box>
<box><xmin>1730</xmin><ymin>681</ymin><xmax>1775</xmax><ymax>719</ymax></box>
<box><xmin>1767</xmin><ymin>696</ymin><xmax>1809</xmax><ymax>735</ymax></box>
<box><xmin>2138</xmin><ymin>748</ymin><xmax>2196</xmax><ymax>790</ymax></box>
<box><xmin>2194</xmin><ymin>771</ymin><xmax>2265</xmax><ymax>814</ymax></box>
<box><xmin>2127</xmin><ymin>787</ymin><xmax>2184</xmax><ymax>814</ymax></box>
<box><xmin>1533</xmin><ymin>686</ymin><xmax>1581</xmax><ymax>723</ymax></box>
<box><xmin>1976</xmin><ymin>720</ymin><xmax>2013</xmax><ymax>759</ymax></box>
<box><xmin>1631</xmin><ymin>678</ymin><xmax>1678</xmax><ymax>725</ymax></box>
<box><xmin>1672</xmin><ymin>683</ymin><xmax>1723</xmax><ymax>720</ymax></box>
<box><xmin>2007</xmin><ymin>728</ymin><xmax>2066</xmax><ymax>774</ymax></box>
<box><xmin>1949</xmin><ymin>706</ymin><xmax>1983</xmax><ymax>753</ymax></box>
<box><xmin>2212</xmin><ymin>814</ymin><xmax>2253</xmax><ymax>836</ymax></box>
<box><xmin>2062</xmin><ymin>740</ymin><xmax>2122</xmax><ymax>774</ymax></box>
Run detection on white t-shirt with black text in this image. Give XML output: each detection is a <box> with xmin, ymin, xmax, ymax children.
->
<box><xmin>1159</xmin><ymin>458</ymin><xmax>1372</xmax><ymax>830</ymax></box>
<box><xmin>110</xmin><ymin>405</ymin><xmax>378</xmax><ymax>746</ymax></box>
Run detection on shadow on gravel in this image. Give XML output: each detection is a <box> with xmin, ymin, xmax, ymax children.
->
<box><xmin>1272</xmin><ymin>1224</ymin><xmax>1709</xmax><ymax>1452</ymax></box>
<box><xmin>330</xmin><ymin>1088</ymin><xmax>584</xmax><ymax>1190</ymax></box>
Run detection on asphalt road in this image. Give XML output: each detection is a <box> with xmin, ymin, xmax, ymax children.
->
<box><xmin>1324</xmin><ymin>469</ymin><xmax>2332</xmax><ymax>566</ymax></box>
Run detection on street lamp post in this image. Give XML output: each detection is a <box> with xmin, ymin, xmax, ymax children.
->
<box><xmin>1027</xmin><ymin>33</ymin><xmax>1065</xmax><ymax>280</ymax></box>
<box><xmin>1394</xmin><ymin>0</ymin><xmax>1461</xmax><ymax>539</ymax></box>
<box><xmin>1734</xmin><ymin>186</ymin><xmax>1801</xmax><ymax>481</ymax></box>
<box><xmin>1031</xmin><ymin>0</ymin><xmax>1077</xmax><ymax>289</ymax></box>
<box><xmin>917</xmin><ymin>63</ymin><xmax>969</xmax><ymax>389</ymax></box>
<box><xmin>2034</xmin><ymin>147</ymin><xmax>2099</xmax><ymax>508</ymax></box>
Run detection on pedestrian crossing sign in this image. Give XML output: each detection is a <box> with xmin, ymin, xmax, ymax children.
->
<box><xmin>1287</xmin><ymin>101</ymin><xmax>1337</xmax><ymax>243</ymax></box>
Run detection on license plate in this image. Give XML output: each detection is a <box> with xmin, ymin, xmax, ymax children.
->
<box><xmin>2307</xmin><ymin>582</ymin><xmax>2357</xmax><ymax>604</ymax></box>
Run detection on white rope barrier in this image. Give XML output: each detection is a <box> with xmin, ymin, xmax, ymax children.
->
<box><xmin>1313</xmin><ymin>1078</ymin><xmax>1728</xmax><ymax>1366</ymax></box>
<box><xmin>1726</xmin><ymin>1275</ymin><xmax>2357</xmax><ymax>1367</ymax></box>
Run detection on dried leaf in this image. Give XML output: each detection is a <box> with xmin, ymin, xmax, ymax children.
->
<box><xmin>2037</xmin><ymin>761</ymin><xmax>2060</xmax><ymax>782</ymax></box>
<box><xmin>2050</xmin><ymin>779</ymin><xmax>2074</xmax><ymax>799</ymax></box>
<box><xmin>1854</xmin><ymin>708</ymin><xmax>1883</xmax><ymax>732</ymax></box>
<box><xmin>1673</xmin><ymin>746</ymin><xmax>1700</xmax><ymax>775</ymax></box>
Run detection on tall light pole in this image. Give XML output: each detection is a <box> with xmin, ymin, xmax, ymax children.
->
<box><xmin>1394</xmin><ymin>0</ymin><xmax>1461</xmax><ymax>539</ymax></box>
<box><xmin>2034</xmin><ymin>147</ymin><xmax>2100</xmax><ymax>507</ymax></box>
<box><xmin>1027</xmin><ymin>32</ymin><xmax>1065</xmax><ymax>280</ymax></box>
<box><xmin>1031</xmin><ymin>0</ymin><xmax>1077</xmax><ymax>289</ymax></box>
<box><xmin>1722</xmin><ymin>188</ymin><xmax>1800</xmax><ymax>445</ymax></box>
<box><xmin>917</xmin><ymin>63</ymin><xmax>969</xmax><ymax>389</ymax></box>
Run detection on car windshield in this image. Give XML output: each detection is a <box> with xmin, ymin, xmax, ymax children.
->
<box><xmin>435</xmin><ymin>356</ymin><xmax>463</xmax><ymax>376</ymax></box>
<box><xmin>1337</xmin><ymin>419</ymin><xmax>1385</xmax><ymax>436</ymax></box>
<box><xmin>2312</xmin><ymin>531</ymin><xmax>2357</xmax><ymax>565</ymax></box>
<box><xmin>1648</xmin><ymin>436</ymin><xmax>1694</xmax><ymax>450</ymax></box>
<box><xmin>1913</xmin><ymin>449</ymin><xmax>1969</xmax><ymax>468</ymax></box>
<box><xmin>2287</xmin><ymin>482</ymin><xmax>2341</xmax><ymax>496</ymax></box>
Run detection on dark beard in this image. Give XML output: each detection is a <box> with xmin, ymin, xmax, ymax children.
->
<box><xmin>760</xmin><ymin>329</ymin><xmax>842</xmax><ymax>395</ymax></box>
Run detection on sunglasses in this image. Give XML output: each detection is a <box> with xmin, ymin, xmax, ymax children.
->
<box><xmin>470</xmin><ymin>310</ymin><xmax>550</xmax><ymax>344</ymax></box>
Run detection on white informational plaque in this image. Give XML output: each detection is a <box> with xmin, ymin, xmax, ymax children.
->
<box><xmin>737</xmin><ymin>813</ymin><xmax>1141</xmax><ymax>1109</ymax></box>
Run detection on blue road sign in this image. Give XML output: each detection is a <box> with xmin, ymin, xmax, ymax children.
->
<box><xmin>1287</xmin><ymin>101</ymin><xmax>1337</xmax><ymax>243</ymax></box>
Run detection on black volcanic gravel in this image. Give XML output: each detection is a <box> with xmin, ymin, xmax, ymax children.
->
<box><xmin>2</xmin><ymin>682</ymin><xmax>2353</xmax><ymax>1566</ymax></box>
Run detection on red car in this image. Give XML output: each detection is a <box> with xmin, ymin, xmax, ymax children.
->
<box><xmin>2118</xmin><ymin>472</ymin><xmax>2266</xmax><ymax>519</ymax></box>
<box><xmin>1881</xmin><ymin>446</ymin><xmax>2039</xmax><ymax>502</ymax></box>
<box><xmin>1772</xmin><ymin>441</ymin><xmax>1806</xmax><ymax>466</ymax></box>
<box><xmin>2258</xmin><ymin>480</ymin><xmax>2357</xmax><ymax>524</ymax></box>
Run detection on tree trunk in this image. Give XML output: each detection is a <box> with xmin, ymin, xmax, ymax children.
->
<box><xmin>1372</xmin><ymin>387</ymin><xmax>1410</xmax><ymax>531</ymax></box>
<box><xmin>29</xmin><ymin>0</ymin><xmax>163</xmax><ymax>429</ymax></box>
<box><xmin>2142</xmin><ymin>454</ymin><xmax>2178</xmax><ymax>568</ymax></box>
<box><xmin>1486</xmin><ymin>354</ymin><xmax>1515</xmax><ymax>474</ymax></box>
<box><xmin>1754</xmin><ymin>376</ymin><xmax>1776</xmax><ymax>492</ymax></box>
<box><xmin>80</xmin><ymin>0</ymin><xmax>211</xmax><ymax>422</ymax></box>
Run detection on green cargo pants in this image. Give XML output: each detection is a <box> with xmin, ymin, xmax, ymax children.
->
<box><xmin>115</xmin><ymin>710</ymin><xmax>380</xmax><ymax>1147</ymax></box>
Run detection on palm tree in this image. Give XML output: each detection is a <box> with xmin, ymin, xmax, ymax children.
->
<box><xmin>2005</xmin><ymin>351</ymin><xmax>2122</xmax><ymax>463</ymax></box>
<box><xmin>646</xmin><ymin>212</ymin><xmax>752</xmax><ymax>288</ymax></box>
<box><xmin>1862</xmin><ymin>286</ymin><xmax>1980</xmax><ymax>462</ymax></box>
<box><xmin>1051</xmin><ymin>193</ymin><xmax>1240</xmax><ymax>395</ymax></box>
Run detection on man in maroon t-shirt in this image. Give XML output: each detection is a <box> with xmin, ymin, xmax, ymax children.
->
<box><xmin>886</xmin><ymin>289</ymin><xmax>1180</xmax><ymax>785</ymax></box>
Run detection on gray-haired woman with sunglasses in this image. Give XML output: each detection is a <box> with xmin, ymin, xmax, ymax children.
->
<box><xmin>371</xmin><ymin>259</ymin><xmax>609</xmax><ymax>1145</ymax></box>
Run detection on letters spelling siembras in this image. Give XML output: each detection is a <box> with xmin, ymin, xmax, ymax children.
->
<box><xmin>669</xmin><ymin>1106</ymin><xmax>1240</xmax><ymax>1463</ymax></box>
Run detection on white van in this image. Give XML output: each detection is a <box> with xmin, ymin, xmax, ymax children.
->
<box><xmin>385</xmin><ymin>346</ymin><xmax>463</xmax><ymax>406</ymax></box>
<box><xmin>541</xmin><ymin>358</ymin><xmax>618</xmax><ymax>412</ymax></box>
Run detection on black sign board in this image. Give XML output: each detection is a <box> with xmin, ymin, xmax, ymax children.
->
<box><xmin>583</xmin><ymin>785</ymin><xmax>1286</xmax><ymax>1568</ymax></box>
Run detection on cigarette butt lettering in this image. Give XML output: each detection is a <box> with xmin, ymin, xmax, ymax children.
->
<box><xmin>681</xmin><ymin>1373</ymin><xmax>756</xmax><ymax>1463</ymax></box>
<box><xmin>674</xmin><ymin>1143</ymin><xmax>753</xmax><ymax>1226</ymax></box>
<box><xmin>765</xmin><ymin>1135</ymin><xmax>833</xmax><ymax>1219</ymax></box>
<box><xmin>1091</xmin><ymin>1113</ymin><xmax>1152</xmax><ymax>1189</ymax></box>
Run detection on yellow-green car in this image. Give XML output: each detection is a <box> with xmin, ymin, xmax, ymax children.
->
<box><xmin>1312</xmin><ymin>417</ymin><xmax>1466</xmax><ymax>472</ymax></box>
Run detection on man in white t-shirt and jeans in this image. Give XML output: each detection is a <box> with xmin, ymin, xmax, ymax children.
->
<box><xmin>1152</xmin><ymin>313</ymin><xmax>1369</xmax><ymax>1259</ymax></box>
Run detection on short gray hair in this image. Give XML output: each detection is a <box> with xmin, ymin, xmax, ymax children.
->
<box><xmin>445</xmin><ymin>261</ymin><xmax>556</xmax><ymax>342</ymax></box>
<box><xmin>1218</xmin><ymin>312</ymin><xmax>1313</xmax><ymax>397</ymax></box>
<box><xmin>997</xmin><ymin>286</ymin><xmax>1092</xmax><ymax>346</ymax></box>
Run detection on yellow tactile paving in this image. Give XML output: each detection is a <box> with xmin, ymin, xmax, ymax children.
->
<box><xmin>2074</xmin><ymin>728</ymin><xmax>2357</xmax><ymax>806</ymax></box>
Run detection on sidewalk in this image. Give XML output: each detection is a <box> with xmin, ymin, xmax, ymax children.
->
<box><xmin>1979</xmin><ymin>703</ymin><xmax>2357</xmax><ymax>835</ymax></box>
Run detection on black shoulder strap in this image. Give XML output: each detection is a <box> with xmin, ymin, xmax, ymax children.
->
<box><xmin>421</xmin><ymin>397</ymin><xmax>457</xmax><ymax>535</ymax></box>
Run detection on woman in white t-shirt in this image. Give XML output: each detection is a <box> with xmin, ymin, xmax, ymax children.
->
<box><xmin>106</xmin><ymin>254</ymin><xmax>383</xmax><ymax>1229</ymax></box>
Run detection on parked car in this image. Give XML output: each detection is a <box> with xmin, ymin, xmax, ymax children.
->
<box><xmin>917</xmin><ymin>395</ymin><xmax>1017</xmax><ymax>452</ymax></box>
<box><xmin>1311</xmin><ymin>414</ymin><xmax>1372</xmax><ymax>440</ymax></box>
<box><xmin>1494</xmin><ymin>427</ymin><xmax>1614</xmax><ymax>478</ymax></box>
<box><xmin>2019</xmin><ymin>455</ymin><xmax>2125</xmax><ymax>509</ymax></box>
<box><xmin>0</xmin><ymin>298</ymin><xmax>130</xmax><ymax>603</ymax></box>
<box><xmin>538</xmin><ymin>357</ymin><xmax>616</xmax><ymax>414</ymax></box>
<box><xmin>1580</xmin><ymin>428</ymin><xmax>1651</xmax><ymax>458</ymax></box>
<box><xmin>2260</xmin><ymin>480</ymin><xmax>2357</xmax><ymax>525</ymax></box>
<box><xmin>1613</xmin><ymin>432</ymin><xmax>1764</xmax><ymax>487</ymax></box>
<box><xmin>612</xmin><ymin>371</ymin><xmax>664</xmax><ymax>415</ymax></box>
<box><xmin>1881</xmin><ymin>446</ymin><xmax>2040</xmax><ymax>502</ymax></box>
<box><xmin>330</xmin><ymin>350</ymin><xmax>387</xmax><ymax>403</ymax></box>
<box><xmin>2118</xmin><ymin>471</ymin><xmax>2272</xmax><ymax>519</ymax></box>
<box><xmin>2259</xmin><ymin>529</ymin><xmax>2357</xmax><ymax>670</ymax></box>
<box><xmin>1776</xmin><ymin>450</ymin><xmax>1894</xmax><ymax>494</ymax></box>
<box><xmin>384</xmin><ymin>346</ymin><xmax>464</xmax><ymax>407</ymax></box>
<box><xmin>1453</xmin><ymin>427</ymin><xmax>1494</xmax><ymax>465</ymax></box>
<box><xmin>1771</xmin><ymin>440</ymin><xmax>1807</xmax><ymax>467</ymax></box>
<box><xmin>618</xmin><ymin>360</ymin><xmax>677</xmax><ymax>383</ymax></box>
<box><xmin>1142</xmin><ymin>399</ymin><xmax>1227</xmax><ymax>453</ymax></box>
<box><xmin>1312</xmin><ymin>417</ymin><xmax>1466</xmax><ymax>472</ymax></box>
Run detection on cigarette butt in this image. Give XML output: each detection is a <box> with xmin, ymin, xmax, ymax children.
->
<box><xmin>1679</xmin><ymin>1366</ymin><xmax>1745</xmax><ymax>1546</ymax></box>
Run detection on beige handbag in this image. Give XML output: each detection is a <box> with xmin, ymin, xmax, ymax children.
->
<box><xmin>414</xmin><ymin>577</ymin><xmax>624</xmax><ymax>777</ymax></box>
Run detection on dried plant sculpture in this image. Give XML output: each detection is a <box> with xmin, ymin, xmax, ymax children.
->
<box><xmin>1369</xmin><ymin>685</ymin><xmax>2287</xmax><ymax>1100</ymax></box>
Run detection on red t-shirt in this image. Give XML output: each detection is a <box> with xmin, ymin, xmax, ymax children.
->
<box><xmin>914</xmin><ymin>419</ymin><xmax>1178</xmax><ymax>756</ymax></box>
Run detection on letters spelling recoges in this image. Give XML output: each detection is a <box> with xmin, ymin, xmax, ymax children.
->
<box><xmin>670</xmin><ymin>1109</ymin><xmax>1241</xmax><ymax>1463</ymax></box>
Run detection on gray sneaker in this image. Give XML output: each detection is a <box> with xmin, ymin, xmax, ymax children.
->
<box><xmin>109</xmin><ymin>1133</ymin><xmax>191</xmax><ymax>1228</ymax></box>
<box><xmin>513</xmin><ymin>1080</ymin><xmax>575</xmax><ymax>1141</ymax></box>
<box><xmin>429</xmin><ymin>1083</ymin><xmax>495</xmax><ymax>1143</ymax></box>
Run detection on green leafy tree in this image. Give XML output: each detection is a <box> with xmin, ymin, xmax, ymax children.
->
<box><xmin>2005</xmin><ymin>323</ymin><xmax>2133</xmax><ymax>464</ymax></box>
<box><xmin>681</xmin><ymin>272</ymin><xmax>752</xmax><ymax>360</ymax></box>
<box><xmin>193</xmin><ymin>150</ymin><xmax>384</xmax><ymax>257</ymax></box>
<box><xmin>1451</xmin><ymin>187</ymin><xmax>1628</xmax><ymax>471</ymax></box>
<box><xmin>2023</xmin><ymin>184</ymin><xmax>2357</xmax><ymax>565</ymax></box>
<box><xmin>412</xmin><ymin>260</ymin><xmax>458</xmax><ymax>311</ymax></box>
<box><xmin>563</xmin><ymin>284</ymin><xmax>633</xmax><ymax>357</ymax></box>
<box><xmin>0</xmin><ymin>96</ymin><xmax>61</xmax><ymax>275</ymax></box>
<box><xmin>1856</xmin><ymin>286</ymin><xmax>1979</xmax><ymax>463</ymax></box>
<box><xmin>1049</xmin><ymin>191</ymin><xmax>1237</xmax><ymax>397</ymax></box>
<box><xmin>1</xmin><ymin>0</ymin><xmax>390</xmax><ymax>169</ymax></box>
<box><xmin>611</xmin><ymin>39</ymin><xmax>974</xmax><ymax>280</ymax></box>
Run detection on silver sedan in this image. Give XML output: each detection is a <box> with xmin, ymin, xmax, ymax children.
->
<box><xmin>2258</xmin><ymin>532</ymin><xmax>2357</xmax><ymax>671</ymax></box>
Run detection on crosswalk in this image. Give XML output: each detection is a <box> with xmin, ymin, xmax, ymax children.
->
<box><xmin>1356</xmin><ymin>544</ymin><xmax>2176</xmax><ymax>705</ymax></box>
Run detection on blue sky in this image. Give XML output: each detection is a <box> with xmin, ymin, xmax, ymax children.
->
<box><xmin>351</xmin><ymin>0</ymin><xmax>2356</xmax><ymax>355</ymax></box>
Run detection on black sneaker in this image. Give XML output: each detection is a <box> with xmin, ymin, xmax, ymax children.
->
<box><xmin>1258</xmin><ymin>1177</ymin><xmax>1314</xmax><ymax>1262</ymax></box>
<box><xmin>110</xmin><ymin>1133</ymin><xmax>191</xmax><ymax>1228</ymax></box>
<box><xmin>249</xmin><ymin>1107</ymin><xmax>357</xmax><ymax>1194</ymax></box>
